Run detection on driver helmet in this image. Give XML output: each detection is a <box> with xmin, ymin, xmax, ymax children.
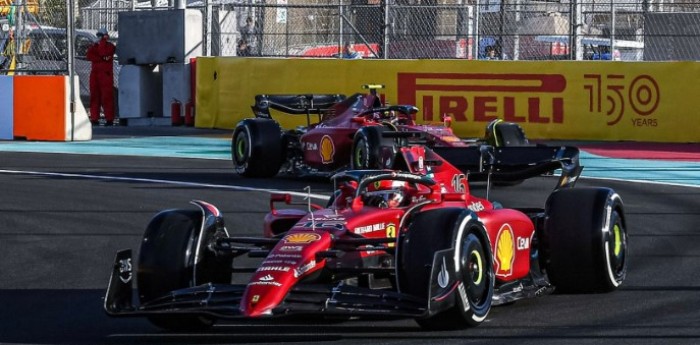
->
<box><xmin>366</xmin><ymin>180</ymin><xmax>408</xmax><ymax>208</ymax></box>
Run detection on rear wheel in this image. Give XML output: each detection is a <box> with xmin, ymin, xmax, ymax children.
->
<box><xmin>543</xmin><ymin>188</ymin><xmax>628</xmax><ymax>293</ymax></box>
<box><xmin>137</xmin><ymin>210</ymin><xmax>231</xmax><ymax>331</ymax></box>
<box><xmin>232</xmin><ymin>118</ymin><xmax>284</xmax><ymax>177</ymax></box>
<box><xmin>399</xmin><ymin>209</ymin><xmax>494</xmax><ymax>330</ymax></box>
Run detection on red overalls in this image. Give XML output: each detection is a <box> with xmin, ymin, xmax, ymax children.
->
<box><xmin>86</xmin><ymin>38</ymin><xmax>116</xmax><ymax>124</ymax></box>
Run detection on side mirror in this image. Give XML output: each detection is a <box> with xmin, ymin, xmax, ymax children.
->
<box><xmin>270</xmin><ymin>193</ymin><xmax>292</xmax><ymax>214</ymax></box>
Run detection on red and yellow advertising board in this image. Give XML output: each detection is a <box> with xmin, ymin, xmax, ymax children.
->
<box><xmin>196</xmin><ymin>57</ymin><xmax>700</xmax><ymax>143</ymax></box>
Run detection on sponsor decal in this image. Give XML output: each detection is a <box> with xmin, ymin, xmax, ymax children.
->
<box><xmin>250</xmin><ymin>281</ymin><xmax>283</xmax><ymax>287</ymax></box>
<box><xmin>294</xmin><ymin>221</ymin><xmax>345</xmax><ymax>230</ymax></box>
<box><xmin>250</xmin><ymin>274</ymin><xmax>283</xmax><ymax>287</ymax></box>
<box><xmin>313</xmin><ymin>215</ymin><xmax>346</xmax><ymax>221</ymax></box>
<box><xmin>252</xmin><ymin>295</ymin><xmax>260</xmax><ymax>303</ymax></box>
<box><xmin>294</xmin><ymin>260</ymin><xmax>317</xmax><ymax>278</ymax></box>
<box><xmin>411</xmin><ymin>195</ymin><xmax>427</xmax><ymax>203</ymax></box>
<box><xmin>386</xmin><ymin>223</ymin><xmax>396</xmax><ymax>248</ymax></box>
<box><xmin>495</xmin><ymin>223</ymin><xmax>515</xmax><ymax>277</ymax></box>
<box><xmin>118</xmin><ymin>258</ymin><xmax>132</xmax><ymax>284</ymax></box>
<box><xmin>468</xmin><ymin>201</ymin><xmax>485</xmax><ymax>212</ymax></box>
<box><xmin>354</xmin><ymin>222</ymin><xmax>386</xmax><ymax>235</ymax></box>
<box><xmin>437</xmin><ymin>257</ymin><xmax>449</xmax><ymax>289</ymax></box>
<box><xmin>264</xmin><ymin>259</ymin><xmax>300</xmax><ymax>265</ymax></box>
<box><xmin>390</xmin><ymin>172</ymin><xmax>423</xmax><ymax>181</ymax></box>
<box><xmin>397</xmin><ymin>72</ymin><xmax>566</xmax><ymax>124</ymax></box>
<box><xmin>583</xmin><ymin>74</ymin><xmax>660</xmax><ymax>127</ymax></box>
<box><xmin>268</xmin><ymin>253</ymin><xmax>302</xmax><ymax>260</ymax></box>
<box><xmin>284</xmin><ymin>233</ymin><xmax>322</xmax><ymax>244</ymax></box>
<box><xmin>320</xmin><ymin>135</ymin><xmax>335</xmax><ymax>164</ymax></box>
<box><xmin>279</xmin><ymin>245</ymin><xmax>303</xmax><ymax>252</ymax></box>
<box><xmin>304</xmin><ymin>142</ymin><xmax>318</xmax><ymax>151</ymax></box>
<box><xmin>418</xmin><ymin>156</ymin><xmax>424</xmax><ymax>170</ymax></box>
<box><xmin>517</xmin><ymin>236</ymin><xmax>530</xmax><ymax>250</ymax></box>
<box><xmin>257</xmin><ymin>266</ymin><xmax>291</xmax><ymax>272</ymax></box>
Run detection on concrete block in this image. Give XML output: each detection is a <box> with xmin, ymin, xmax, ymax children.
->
<box><xmin>117</xmin><ymin>9</ymin><xmax>203</xmax><ymax>65</ymax></box>
<box><xmin>162</xmin><ymin>62</ymin><xmax>191</xmax><ymax>118</ymax></box>
<box><xmin>118</xmin><ymin>65</ymin><xmax>163</xmax><ymax>119</ymax></box>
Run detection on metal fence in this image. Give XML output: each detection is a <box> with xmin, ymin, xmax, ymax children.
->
<box><xmin>79</xmin><ymin>0</ymin><xmax>700</xmax><ymax>61</ymax></box>
<box><xmin>2</xmin><ymin>0</ymin><xmax>700</xmax><ymax>104</ymax></box>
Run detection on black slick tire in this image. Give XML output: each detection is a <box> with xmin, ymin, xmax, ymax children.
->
<box><xmin>543</xmin><ymin>187</ymin><xmax>628</xmax><ymax>293</ymax></box>
<box><xmin>137</xmin><ymin>210</ymin><xmax>230</xmax><ymax>331</ymax></box>
<box><xmin>399</xmin><ymin>208</ymin><xmax>494</xmax><ymax>330</ymax></box>
<box><xmin>231</xmin><ymin>118</ymin><xmax>284</xmax><ymax>177</ymax></box>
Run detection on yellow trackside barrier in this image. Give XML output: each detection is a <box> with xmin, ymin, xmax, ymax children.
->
<box><xmin>195</xmin><ymin>57</ymin><xmax>700</xmax><ymax>143</ymax></box>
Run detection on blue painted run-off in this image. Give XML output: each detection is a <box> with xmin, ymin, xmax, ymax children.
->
<box><xmin>0</xmin><ymin>136</ymin><xmax>698</xmax><ymax>187</ymax></box>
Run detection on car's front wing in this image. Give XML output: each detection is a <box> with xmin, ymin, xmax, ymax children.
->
<box><xmin>104</xmin><ymin>249</ymin><xmax>429</xmax><ymax>320</ymax></box>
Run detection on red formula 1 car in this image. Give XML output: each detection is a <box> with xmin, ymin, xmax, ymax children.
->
<box><xmin>105</xmin><ymin>142</ymin><xmax>628</xmax><ymax>331</ymax></box>
<box><xmin>231</xmin><ymin>85</ymin><xmax>530</xmax><ymax>178</ymax></box>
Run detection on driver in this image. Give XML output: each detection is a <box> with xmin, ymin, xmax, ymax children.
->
<box><xmin>363</xmin><ymin>180</ymin><xmax>409</xmax><ymax>208</ymax></box>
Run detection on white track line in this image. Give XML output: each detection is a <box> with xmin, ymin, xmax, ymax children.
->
<box><xmin>0</xmin><ymin>169</ymin><xmax>331</xmax><ymax>200</ymax></box>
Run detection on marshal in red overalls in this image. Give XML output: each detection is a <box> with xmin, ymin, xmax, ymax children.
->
<box><xmin>86</xmin><ymin>28</ymin><xmax>116</xmax><ymax>126</ymax></box>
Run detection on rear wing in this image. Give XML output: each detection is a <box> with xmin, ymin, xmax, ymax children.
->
<box><xmin>431</xmin><ymin>145</ymin><xmax>582</xmax><ymax>189</ymax></box>
<box><xmin>252</xmin><ymin>94</ymin><xmax>346</xmax><ymax>119</ymax></box>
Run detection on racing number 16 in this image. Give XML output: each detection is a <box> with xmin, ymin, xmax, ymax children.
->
<box><xmin>452</xmin><ymin>174</ymin><xmax>467</xmax><ymax>193</ymax></box>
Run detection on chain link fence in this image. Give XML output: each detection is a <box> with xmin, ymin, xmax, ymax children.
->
<box><xmin>2</xmin><ymin>0</ymin><xmax>699</xmax><ymax>105</ymax></box>
<box><xmin>75</xmin><ymin>0</ymin><xmax>700</xmax><ymax>62</ymax></box>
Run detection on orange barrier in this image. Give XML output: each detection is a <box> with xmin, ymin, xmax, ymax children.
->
<box><xmin>12</xmin><ymin>75</ymin><xmax>91</xmax><ymax>141</ymax></box>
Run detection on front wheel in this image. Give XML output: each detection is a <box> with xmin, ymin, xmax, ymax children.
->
<box><xmin>543</xmin><ymin>187</ymin><xmax>628</xmax><ymax>293</ymax></box>
<box><xmin>399</xmin><ymin>208</ymin><xmax>494</xmax><ymax>330</ymax></box>
<box><xmin>137</xmin><ymin>209</ymin><xmax>231</xmax><ymax>331</ymax></box>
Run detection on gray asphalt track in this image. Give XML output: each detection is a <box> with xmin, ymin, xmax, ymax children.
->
<box><xmin>0</xmin><ymin>128</ymin><xmax>699</xmax><ymax>345</ymax></box>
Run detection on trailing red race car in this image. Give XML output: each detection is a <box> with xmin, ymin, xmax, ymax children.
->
<box><xmin>105</xmin><ymin>141</ymin><xmax>628</xmax><ymax>331</ymax></box>
<box><xmin>231</xmin><ymin>85</ymin><xmax>531</xmax><ymax>178</ymax></box>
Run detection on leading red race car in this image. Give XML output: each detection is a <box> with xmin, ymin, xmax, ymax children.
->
<box><xmin>105</xmin><ymin>141</ymin><xmax>628</xmax><ymax>331</ymax></box>
<box><xmin>231</xmin><ymin>85</ymin><xmax>530</xmax><ymax>178</ymax></box>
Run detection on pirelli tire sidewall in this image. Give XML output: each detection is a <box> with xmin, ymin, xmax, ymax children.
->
<box><xmin>231</xmin><ymin>118</ymin><xmax>284</xmax><ymax>177</ymax></box>
<box><xmin>543</xmin><ymin>187</ymin><xmax>628</xmax><ymax>293</ymax></box>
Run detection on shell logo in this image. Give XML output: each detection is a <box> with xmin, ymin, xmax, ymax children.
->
<box><xmin>320</xmin><ymin>135</ymin><xmax>335</xmax><ymax>164</ymax></box>
<box><xmin>284</xmin><ymin>233</ymin><xmax>321</xmax><ymax>244</ymax></box>
<box><xmin>495</xmin><ymin>223</ymin><xmax>515</xmax><ymax>277</ymax></box>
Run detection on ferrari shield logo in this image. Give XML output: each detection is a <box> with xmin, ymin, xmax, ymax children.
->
<box><xmin>320</xmin><ymin>135</ymin><xmax>335</xmax><ymax>164</ymax></box>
